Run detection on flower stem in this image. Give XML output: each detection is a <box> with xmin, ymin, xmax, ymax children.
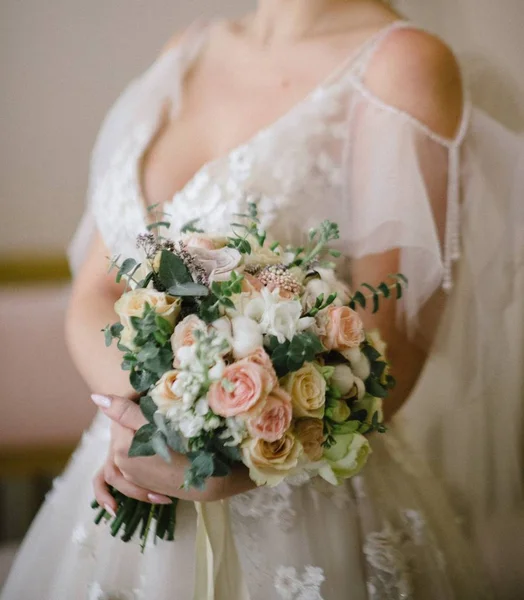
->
<box><xmin>140</xmin><ymin>504</ymin><xmax>156</xmax><ymax>553</ymax></box>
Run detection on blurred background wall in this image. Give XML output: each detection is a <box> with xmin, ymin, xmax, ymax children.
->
<box><xmin>0</xmin><ymin>0</ymin><xmax>522</xmax><ymax>586</ymax></box>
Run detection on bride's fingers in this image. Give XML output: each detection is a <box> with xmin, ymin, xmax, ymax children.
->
<box><xmin>104</xmin><ymin>460</ymin><xmax>172</xmax><ymax>505</ymax></box>
<box><xmin>93</xmin><ymin>467</ymin><xmax>117</xmax><ymax>515</ymax></box>
<box><xmin>91</xmin><ymin>394</ymin><xmax>147</xmax><ymax>431</ymax></box>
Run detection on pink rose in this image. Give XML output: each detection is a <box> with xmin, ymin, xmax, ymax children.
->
<box><xmin>171</xmin><ymin>314</ymin><xmax>206</xmax><ymax>355</ymax></box>
<box><xmin>208</xmin><ymin>360</ymin><xmax>271</xmax><ymax>418</ymax></box>
<box><xmin>246</xmin><ymin>388</ymin><xmax>293</xmax><ymax>442</ymax></box>
<box><xmin>321</xmin><ymin>306</ymin><xmax>365</xmax><ymax>351</ymax></box>
<box><xmin>243</xmin><ymin>347</ymin><xmax>278</xmax><ymax>390</ymax></box>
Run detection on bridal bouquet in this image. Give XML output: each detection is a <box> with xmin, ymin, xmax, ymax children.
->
<box><xmin>92</xmin><ymin>203</ymin><xmax>404</xmax><ymax>549</ymax></box>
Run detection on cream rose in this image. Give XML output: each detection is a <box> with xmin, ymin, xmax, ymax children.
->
<box><xmin>114</xmin><ymin>289</ymin><xmax>181</xmax><ymax>349</ymax></box>
<box><xmin>282</xmin><ymin>362</ymin><xmax>327</xmax><ymax>419</ymax></box>
<box><xmin>246</xmin><ymin>388</ymin><xmax>292</xmax><ymax>442</ymax></box>
<box><xmin>295</xmin><ymin>418</ymin><xmax>325</xmax><ymax>461</ymax></box>
<box><xmin>321</xmin><ymin>306</ymin><xmax>365</xmax><ymax>352</ymax></box>
<box><xmin>319</xmin><ymin>432</ymin><xmax>371</xmax><ymax>485</ymax></box>
<box><xmin>150</xmin><ymin>370</ymin><xmax>183</xmax><ymax>419</ymax></box>
<box><xmin>208</xmin><ymin>358</ymin><xmax>273</xmax><ymax>418</ymax></box>
<box><xmin>242</xmin><ymin>431</ymin><xmax>303</xmax><ymax>486</ymax></box>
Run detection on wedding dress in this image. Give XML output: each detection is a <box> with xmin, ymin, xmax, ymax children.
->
<box><xmin>3</xmin><ymin>18</ymin><xmax>521</xmax><ymax>600</ymax></box>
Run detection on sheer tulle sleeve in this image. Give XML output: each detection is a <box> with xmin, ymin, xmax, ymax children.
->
<box><xmin>342</xmin><ymin>83</ymin><xmax>470</xmax><ymax>337</ymax></box>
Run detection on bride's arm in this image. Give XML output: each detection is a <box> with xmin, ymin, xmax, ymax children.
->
<box><xmin>65</xmin><ymin>233</ymin><xmax>136</xmax><ymax>398</ymax></box>
<box><xmin>352</xmin><ymin>28</ymin><xmax>464</xmax><ymax>420</ymax></box>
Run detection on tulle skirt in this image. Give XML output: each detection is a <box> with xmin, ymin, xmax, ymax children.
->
<box><xmin>1</xmin><ymin>413</ymin><xmax>491</xmax><ymax>600</ymax></box>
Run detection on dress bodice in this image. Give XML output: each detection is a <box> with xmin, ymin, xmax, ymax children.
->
<box><xmin>89</xmin><ymin>19</ymin><xmax>468</xmax><ymax>299</ymax></box>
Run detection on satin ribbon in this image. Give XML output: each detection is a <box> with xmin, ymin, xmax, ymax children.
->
<box><xmin>194</xmin><ymin>500</ymin><xmax>251</xmax><ymax>600</ymax></box>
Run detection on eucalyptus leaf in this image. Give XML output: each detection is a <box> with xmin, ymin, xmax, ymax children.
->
<box><xmin>167</xmin><ymin>282</ymin><xmax>209</xmax><ymax>297</ymax></box>
<box><xmin>158</xmin><ymin>250</ymin><xmax>193</xmax><ymax>289</ymax></box>
<box><xmin>165</xmin><ymin>428</ymin><xmax>188</xmax><ymax>454</ymax></box>
<box><xmin>153</xmin><ymin>412</ymin><xmax>169</xmax><ymax>435</ymax></box>
<box><xmin>365</xmin><ymin>377</ymin><xmax>388</xmax><ymax>399</ymax></box>
<box><xmin>152</xmin><ymin>431</ymin><xmax>172</xmax><ymax>463</ymax></box>
<box><xmin>128</xmin><ymin>423</ymin><xmax>156</xmax><ymax>457</ymax></box>
<box><xmin>140</xmin><ymin>396</ymin><xmax>157</xmax><ymax>424</ymax></box>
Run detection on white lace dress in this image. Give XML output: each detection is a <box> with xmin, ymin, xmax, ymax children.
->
<box><xmin>4</xmin><ymin>19</ymin><xmax>522</xmax><ymax>600</ymax></box>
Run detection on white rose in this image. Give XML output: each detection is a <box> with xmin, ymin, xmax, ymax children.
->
<box><xmin>246</xmin><ymin>288</ymin><xmax>313</xmax><ymax>344</ymax></box>
<box><xmin>231</xmin><ymin>316</ymin><xmax>263</xmax><ymax>359</ymax></box>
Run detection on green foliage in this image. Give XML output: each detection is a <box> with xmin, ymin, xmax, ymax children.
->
<box><xmin>180</xmin><ymin>218</ymin><xmax>204</xmax><ymax>234</ymax></box>
<box><xmin>197</xmin><ymin>271</ymin><xmax>244</xmax><ymax>323</ymax></box>
<box><xmin>349</xmin><ymin>274</ymin><xmax>408</xmax><ymax>314</ymax></box>
<box><xmin>115</xmin><ymin>258</ymin><xmax>138</xmax><ymax>284</ymax></box>
<box><xmin>128</xmin><ymin>423</ymin><xmax>157</xmax><ymax>457</ymax></box>
<box><xmin>120</xmin><ymin>303</ymin><xmax>175</xmax><ymax>394</ymax></box>
<box><xmin>267</xmin><ymin>332</ymin><xmax>324</xmax><ymax>377</ymax></box>
<box><xmin>289</xmin><ymin>220</ymin><xmax>340</xmax><ymax>268</ymax></box>
<box><xmin>140</xmin><ymin>396</ymin><xmax>157</xmax><ymax>424</ymax></box>
<box><xmin>183</xmin><ymin>451</ymin><xmax>232</xmax><ymax>490</ymax></box>
<box><xmin>227</xmin><ymin>201</ymin><xmax>266</xmax><ymax>253</ymax></box>
<box><xmin>146</xmin><ymin>221</ymin><xmax>171</xmax><ymax>232</ymax></box>
<box><xmin>167</xmin><ymin>282</ymin><xmax>209</xmax><ymax>297</ymax></box>
<box><xmin>303</xmin><ymin>291</ymin><xmax>338</xmax><ymax>317</ymax></box>
<box><xmin>157</xmin><ymin>250</ymin><xmax>193</xmax><ymax>290</ymax></box>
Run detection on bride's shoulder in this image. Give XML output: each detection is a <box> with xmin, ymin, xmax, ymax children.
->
<box><xmin>363</xmin><ymin>27</ymin><xmax>464</xmax><ymax>139</ymax></box>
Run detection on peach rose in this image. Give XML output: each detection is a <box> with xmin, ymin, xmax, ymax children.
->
<box><xmin>208</xmin><ymin>359</ymin><xmax>271</xmax><ymax>418</ymax></box>
<box><xmin>184</xmin><ymin>234</ymin><xmax>216</xmax><ymax>250</ymax></box>
<box><xmin>171</xmin><ymin>315</ymin><xmax>206</xmax><ymax>355</ymax></box>
<box><xmin>295</xmin><ymin>418</ymin><xmax>326</xmax><ymax>462</ymax></box>
<box><xmin>282</xmin><ymin>362</ymin><xmax>327</xmax><ymax>419</ymax></box>
<box><xmin>242</xmin><ymin>431</ymin><xmax>303</xmax><ymax>486</ymax></box>
<box><xmin>243</xmin><ymin>347</ymin><xmax>279</xmax><ymax>390</ymax></box>
<box><xmin>246</xmin><ymin>388</ymin><xmax>293</xmax><ymax>442</ymax></box>
<box><xmin>321</xmin><ymin>306</ymin><xmax>365</xmax><ymax>352</ymax></box>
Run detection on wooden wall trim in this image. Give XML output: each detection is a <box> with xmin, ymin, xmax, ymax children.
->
<box><xmin>0</xmin><ymin>255</ymin><xmax>71</xmax><ymax>284</ymax></box>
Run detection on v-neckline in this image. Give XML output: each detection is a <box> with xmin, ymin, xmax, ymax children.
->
<box><xmin>135</xmin><ymin>18</ymin><xmax>407</xmax><ymax>227</ymax></box>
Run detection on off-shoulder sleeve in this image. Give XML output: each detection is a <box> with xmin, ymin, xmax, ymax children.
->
<box><xmin>341</xmin><ymin>81</ymin><xmax>470</xmax><ymax>335</ymax></box>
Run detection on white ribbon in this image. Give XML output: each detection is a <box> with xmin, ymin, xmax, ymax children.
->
<box><xmin>193</xmin><ymin>500</ymin><xmax>251</xmax><ymax>600</ymax></box>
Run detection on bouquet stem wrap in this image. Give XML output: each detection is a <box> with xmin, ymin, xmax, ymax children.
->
<box><xmin>194</xmin><ymin>501</ymin><xmax>250</xmax><ymax>600</ymax></box>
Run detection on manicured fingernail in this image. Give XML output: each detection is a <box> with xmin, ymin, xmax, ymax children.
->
<box><xmin>148</xmin><ymin>493</ymin><xmax>172</xmax><ymax>504</ymax></box>
<box><xmin>91</xmin><ymin>394</ymin><xmax>111</xmax><ymax>408</ymax></box>
<box><xmin>104</xmin><ymin>504</ymin><xmax>117</xmax><ymax>517</ymax></box>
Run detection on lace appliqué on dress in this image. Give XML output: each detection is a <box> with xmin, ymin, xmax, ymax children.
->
<box><xmin>275</xmin><ymin>565</ymin><xmax>326</xmax><ymax>600</ymax></box>
<box><xmin>363</xmin><ymin>525</ymin><xmax>413</xmax><ymax>600</ymax></box>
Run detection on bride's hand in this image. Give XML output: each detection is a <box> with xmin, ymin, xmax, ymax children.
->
<box><xmin>91</xmin><ymin>396</ymin><xmax>174</xmax><ymax>513</ymax></box>
<box><xmin>91</xmin><ymin>394</ymin><xmax>255</xmax><ymax>504</ymax></box>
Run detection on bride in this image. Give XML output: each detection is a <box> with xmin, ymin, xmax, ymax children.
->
<box><xmin>3</xmin><ymin>0</ymin><xmax>521</xmax><ymax>598</ymax></box>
